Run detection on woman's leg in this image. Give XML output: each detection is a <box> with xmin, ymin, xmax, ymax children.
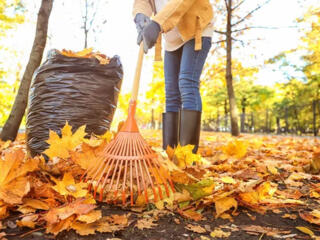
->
<box><xmin>178</xmin><ymin>37</ymin><xmax>212</xmax><ymax>153</ymax></box>
<box><xmin>179</xmin><ymin>37</ymin><xmax>212</xmax><ymax>112</ymax></box>
<box><xmin>164</xmin><ymin>48</ymin><xmax>183</xmax><ymax>112</ymax></box>
<box><xmin>162</xmin><ymin>48</ymin><xmax>183</xmax><ymax>150</ymax></box>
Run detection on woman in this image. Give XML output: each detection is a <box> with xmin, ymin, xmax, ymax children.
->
<box><xmin>133</xmin><ymin>0</ymin><xmax>213</xmax><ymax>153</ymax></box>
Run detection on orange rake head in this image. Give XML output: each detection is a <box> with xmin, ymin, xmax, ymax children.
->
<box><xmin>81</xmin><ymin>101</ymin><xmax>175</xmax><ymax>205</ymax></box>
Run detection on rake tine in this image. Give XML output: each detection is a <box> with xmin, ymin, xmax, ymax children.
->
<box><xmin>93</xmin><ymin>156</ymin><xmax>111</xmax><ymax>198</ymax></box>
<box><xmin>146</xmin><ymin>158</ymin><xmax>164</xmax><ymax>200</ymax></box>
<box><xmin>138</xmin><ymin>156</ymin><xmax>148</xmax><ymax>203</ymax></box>
<box><xmin>95</xmin><ymin>136</ymin><xmax>124</xmax><ymax>200</ymax></box>
<box><xmin>109</xmin><ymin>136</ymin><xmax>128</xmax><ymax>202</ymax></box>
<box><xmin>122</xmin><ymin>159</ymin><xmax>129</xmax><ymax>205</ymax></box>
<box><xmin>106</xmin><ymin>157</ymin><xmax>120</xmax><ymax>201</ymax></box>
<box><xmin>129</xmin><ymin>136</ymin><xmax>134</xmax><ymax>206</ymax></box>
<box><xmin>98</xmin><ymin>158</ymin><xmax>115</xmax><ymax>201</ymax></box>
<box><xmin>136</xmin><ymin>136</ymin><xmax>159</xmax><ymax>202</ymax></box>
<box><xmin>130</xmin><ymin>159</ymin><xmax>133</xmax><ymax>206</ymax></box>
<box><xmin>135</xmin><ymin>159</ymin><xmax>141</xmax><ymax>196</ymax></box>
<box><xmin>93</xmin><ymin>157</ymin><xmax>112</xmax><ymax>198</ymax></box>
<box><xmin>113</xmin><ymin>159</ymin><xmax>124</xmax><ymax>203</ymax></box>
<box><xmin>142</xmin><ymin>157</ymin><xmax>158</xmax><ymax>202</ymax></box>
<box><xmin>135</xmin><ymin>135</ymin><xmax>152</xmax><ymax>202</ymax></box>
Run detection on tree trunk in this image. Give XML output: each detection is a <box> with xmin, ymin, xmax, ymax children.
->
<box><xmin>240</xmin><ymin>97</ymin><xmax>246</xmax><ymax>133</ymax></box>
<box><xmin>285</xmin><ymin>108</ymin><xmax>289</xmax><ymax>133</ymax></box>
<box><xmin>224</xmin><ymin>99</ymin><xmax>228</xmax><ymax>131</ymax></box>
<box><xmin>151</xmin><ymin>108</ymin><xmax>155</xmax><ymax>129</ymax></box>
<box><xmin>276</xmin><ymin>117</ymin><xmax>280</xmax><ymax>134</ymax></box>
<box><xmin>313</xmin><ymin>100</ymin><xmax>317</xmax><ymax>136</ymax></box>
<box><xmin>265</xmin><ymin>108</ymin><xmax>269</xmax><ymax>133</ymax></box>
<box><xmin>217</xmin><ymin>109</ymin><xmax>220</xmax><ymax>131</ymax></box>
<box><xmin>226</xmin><ymin>0</ymin><xmax>239</xmax><ymax>136</ymax></box>
<box><xmin>0</xmin><ymin>0</ymin><xmax>53</xmax><ymax>141</ymax></box>
<box><xmin>251</xmin><ymin>112</ymin><xmax>254</xmax><ymax>133</ymax></box>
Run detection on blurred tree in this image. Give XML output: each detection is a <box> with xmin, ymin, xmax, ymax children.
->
<box><xmin>0</xmin><ymin>0</ymin><xmax>53</xmax><ymax>141</ymax></box>
<box><xmin>144</xmin><ymin>61</ymin><xmax>165</xmax><ymax>129</ymax></box>
<box><xmin>0</xmin><ymin>0</ymin><xmax>24</xmax><ymax>38</ymax></box>
<box><xmin>213</xmin><ymin>0</ymin><xmax>272</xmax><ymax>136</ymax></box>
<box><xmin>0</xmin><ymin>0</ymin><xmax>24</xmax><ymax>125</ymax></box>
<box><xmin>81</xmin><ymin>0</ymin><xmax>108</xmax><ymax>48</ymax></box>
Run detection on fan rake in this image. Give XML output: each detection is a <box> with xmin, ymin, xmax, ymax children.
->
<box><xmin>81</xmin><ymin>44</ymin><xmax>175</xmax><ymax>205</ymax></box>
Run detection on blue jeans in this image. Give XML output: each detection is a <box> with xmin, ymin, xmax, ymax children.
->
<box><xmin>164</xmin><ymin>37</ymin><xmax>212</xmax><ymax>112</ymax></box>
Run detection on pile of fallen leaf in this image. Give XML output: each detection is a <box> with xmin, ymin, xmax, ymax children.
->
<box><xmin>58</xmin><ymin>48</ymin><xmax>110</xmax><ymax>65</ymax></box>
<box><xmin>0</xmin><ymin>123</ymin><xmax>320</xmax><ymax>239</ymax></box>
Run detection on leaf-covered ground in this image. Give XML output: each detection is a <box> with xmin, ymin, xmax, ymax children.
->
<box><xmin>0</xmin><ymin>125</ymin><xmax>320</xmax><ymax>240</ymax></box>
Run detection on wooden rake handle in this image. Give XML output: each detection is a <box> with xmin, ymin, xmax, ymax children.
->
<box><xmin>131</xmin><ymin>43</ymin><xmax>144</xmax><ymax>101</ymax></box>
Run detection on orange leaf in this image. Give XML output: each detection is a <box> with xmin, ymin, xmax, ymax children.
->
<box><xmin>215</xmin><ymin>197</ymin><xmax>238</xmax><ymax>218</ymax></box>
<box><xmin>44</xmin><ymin>198</ymin><xmax>96</xmax><ymax>225</ymax></box>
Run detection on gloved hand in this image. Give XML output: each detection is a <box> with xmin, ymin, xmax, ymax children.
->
<box><xmin>141</xmin><ymin>20</ymin><xmax>161</xmax><ymax>53</ymax></box>
<box><xmin>134</xmin><ymin>13</ymin><xmax>151</xmax><ymax>45</ymax></box>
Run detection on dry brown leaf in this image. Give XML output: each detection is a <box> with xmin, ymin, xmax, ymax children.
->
<box><xmin>299</xmin><ymin>210</ymin><xmax>320</xmax><ymax>225</ymax></box>
<box><xmin>282</xmin><ymin>214</ymin><xmax>297</xmax><ymax>220</ymax></box>
<box><xmin>135</xmin><ymin>218</ymin><xmax>157</xmax><ymax>230</ymax></box>
<box><xmin>239</xmin><ymin>225</ymin><xmax>291</xmax><ymax>236</ymax></box>
<box><xmin>16</xmin><ymin>214</ymin><xmax>38</xmax><ymax>229</ymax></box>
<box><xmin>177</xmin><ymin>208</ymin><xmax>202</xmax><ymax>221</ymax></box>
<box><xmin>46</xmin><ymin>215</ymin><xmax>76</xmax><ymax>236</ymax></box>
<box><xmin>185</xmin><ymin>224</ymin><xmax>206</xmax><ymax>233</ymax></box>
<box><xmin>44</xmin><ymin>198</ymin><xmax>96</xmax><ymax>225</ymax></box>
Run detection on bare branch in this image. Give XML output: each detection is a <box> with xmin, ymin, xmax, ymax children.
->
<box><xmin>88</xmin><ymin>0</ymin><xmax>101</xmax><ymax>31</ymax></box>
<box><xmin>232</xmin><ymin>25</ymin><xmax>297</xmax><ymax>33</ymax></box>
<box><xmin>212</xmin><ymin>39</ymin><xmax>227</xmax><ymax>45</ymax></box>
<box><xmin>231</xmin><ymin>0</ymin><xmax>271</xmax><ymax>27</ymax></box>
<box><xmin>224</xmin><ymin>0</ymin><xmax>228</xmax><ymax>9</ymax></box>
<box><xmin>214</xmin><ymin>29</ymin><xmax>227</xmax><ymax>35</ymax></box>
<box><xmin>232</xmin><ymin>0</ymin><xmax>246</xmax><ymax>11</ymax></box>
<box><xmin>231</xmin><ymin>37</ymin><xmax>245</xmax><ymax>46</ymax></box>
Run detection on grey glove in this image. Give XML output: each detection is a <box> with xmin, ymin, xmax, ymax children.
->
<box><xmin>134</xmin><ymin>13</ymin><xmax>151</xmax><ymax>45</ymax></box>
<box><xmin>141</xmin><ymin>20</ymin><xmax>161</xmax><ymax>53</ymax></box>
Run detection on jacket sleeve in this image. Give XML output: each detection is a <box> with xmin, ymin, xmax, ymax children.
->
<box><xmin>132</xmin><ymin>0</ymin><xmax>153</xmax><ymax>17</ymax></box>
<box><xmin>152</xmin><ymin>0</ymin><xmax>198</xmax><ymax>33</ymax></box>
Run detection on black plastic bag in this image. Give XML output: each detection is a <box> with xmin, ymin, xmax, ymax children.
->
<box><xmin>26</xmin><ymin>49</ymin><xmax>123</xmax><ymax>157</ymax></box>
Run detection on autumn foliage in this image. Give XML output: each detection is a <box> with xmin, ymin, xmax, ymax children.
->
<box><xmin>0</xmin><ymin>123</ymin><xmax>320</xmax><ymax>238</ymax></box>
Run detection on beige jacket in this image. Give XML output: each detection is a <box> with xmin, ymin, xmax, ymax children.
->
<box><xmin>133</xmin><ymin>0</ymin><xmax>213</xmax><ymax>60</ymax></box>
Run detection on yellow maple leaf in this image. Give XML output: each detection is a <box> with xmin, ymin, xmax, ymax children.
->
<box><xmin>222</xmin><ymin>139</ymin><xmax>248</xmax><ymax>159</ymax></box>
<box><xmin>0</xmin><ymin>149</ymin><xmax>38</xmax><ymax>204</ymax></box>
<box><xmin>174</xmin><ymin>144</ymin><xmax>202</xmax><ymax>168</ymax></box>
<box><xmin>44</xmin><ymin>122</ymin><xmax>86</xmax><ymax>159</ymax></box>
<box><xmin>98</xmin><ymin>131</ymin><xmax>114</xmax><ymax>143</ymax></box>
<box><xmin>51</xmin><ymin>172</ymin><xmax>88</xmax><ymax>198</ymax></box>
